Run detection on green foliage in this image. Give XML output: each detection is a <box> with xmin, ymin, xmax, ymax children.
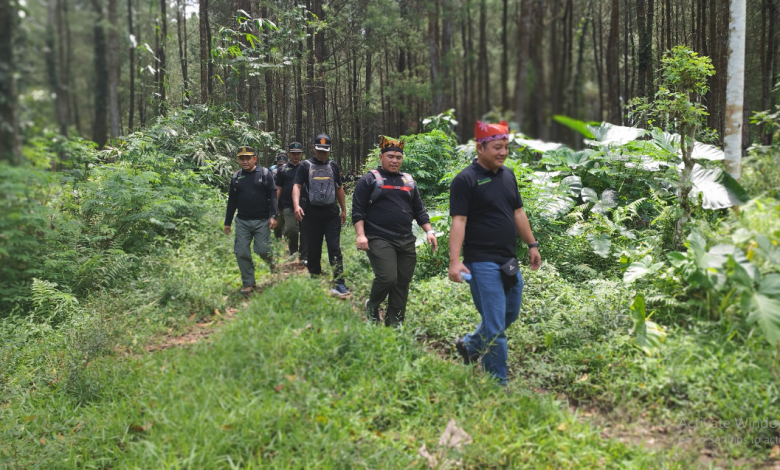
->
<box><xmin>629</xmin><ymin>294</ymin><xmax>668</xmax><ymax>356</ymax></box>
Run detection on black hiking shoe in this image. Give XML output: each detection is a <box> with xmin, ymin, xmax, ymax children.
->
<box><xmin>455</xmin><ymin>336</ymin><xmax>477</xmax><ymax>365</ymax></box>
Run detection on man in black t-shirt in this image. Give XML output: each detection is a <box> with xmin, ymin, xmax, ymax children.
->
<box><xmin>352</xmin><ymin>136</ymin><xmax>437</xmax><ymax>327</ymax></box>
<box><xmin>275</xmin><ymin>142</ymin><xmax>307</xmax><ymax>263</ymax></box>
<box><xmin>272</xmin><ymin>152</ymin><xmax>289</xmax><ymax>240</ymax></box>
<box><xmin>224</xmin><ymin>146</ymin><xmax>278</xmax><ymax>295</ymax></box>
<box><xmin>292</xmin><ymin>133</ymin><xmax>350</xmax><ymax>296</ymax></box>
<box><xmin>448</xmin><ymin>120</ymin><xmax>542</xmax><ymax>385</ymax></box>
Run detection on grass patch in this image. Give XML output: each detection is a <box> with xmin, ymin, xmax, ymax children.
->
<box><xmin>1</xmin><ymin>277</ymin><xmax>682</xmax><ymax>468</ymax></box>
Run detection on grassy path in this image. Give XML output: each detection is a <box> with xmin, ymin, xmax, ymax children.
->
<box><xmin>2</xmin><ymin>276</ymin><xmax>683</xmax><ymax>469</ymax></box>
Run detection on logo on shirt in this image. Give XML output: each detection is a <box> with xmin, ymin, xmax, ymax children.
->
<box><xmin>477</xmin><ymin>177</ymin><xmax>491</xmax><ymax>186</ymax></box>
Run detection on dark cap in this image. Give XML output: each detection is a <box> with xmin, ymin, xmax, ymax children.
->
<box><xmin>313</xmin><ymin>133</ymin><xmax>332</xmax><ymax>152</ymax></box>
<box><xmin>237</xmin><ymin>145</ymin><xmax>257</xmax><ymax>157</ymax></box>
<box><xmin>276</xmin><ymin>152</ymin><xmax>289</xmax><ymax>163</ymax></box>
<box><xmin>288</xmin><ymin>142</ymin><xmax>304</xmax><ymax>153</ymax></box>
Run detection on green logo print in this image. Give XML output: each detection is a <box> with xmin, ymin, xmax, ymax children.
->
<box><xmin>477</xmin><ymin>177</ymin><xmax>491</xmax><ymax>186</ymax></box>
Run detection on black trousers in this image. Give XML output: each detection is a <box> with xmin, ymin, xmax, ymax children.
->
<box><xmin>303</xmin><ymin>206</ymin><xmax>344</xmax><ymax>283</ymax></box>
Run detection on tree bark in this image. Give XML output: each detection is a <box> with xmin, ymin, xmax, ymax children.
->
<box><xmin>199</xmin><ymin>0</ymin><xmax>210</xmax><ymax>103</ymax></box>
<box><xmin>646</xmin><ymin>0</ymin><xmax>654</xmax><ymax>97</ymax></box>
<box><xmin>176</xmin><ymin>0</ymin><xmax>188</xmax><ymax>106</ymax></box>
<box><xmin>107</xmin><ymin>0</ymin><xmax>120</xmax><ymax>137</ymax></box>
<box><xmin>637</xmin><ymin>0</ymin><xmax>648</xmax><ymax>98</ymax></box>
<box><xmin>762</xmin><ymin>0</ymin><xmax>776</xmax><ymax>144</ymax></box>
<box><xmin>46</xmin><ymin>0</ymin><xmax>69</xmax><ymax>136</ymax></box>
<box><xmin>91</xmin><ymin>0</ymin><xmax>109</xmax><ymax>149</ymax></box>
<box><xmin>723</xmin><ymin>0</ymin><xmax>745</xmax><ymax>179</ymax></box>
<box><xmin>428</xmin><ymin>0</ymin><xmax>441</xmax><ymax>114</ymax></box>
<box><xmin>158</xmin><ymin>0</ymin><xmax>167</xmax><ymax>115</ymax></box>
<box><xmin>515</xmin><ymin>0</ymin><xmax>531</xmax><ymax>132</ymax></box>
<box><xmin>128</xmin><ymin>0</ymin><xmax>135</xmax><ymax>130</ymax></box>
<box><xmin>0</xmin><ymin>0</ymin><xmax>21</xmax><ymax>163</ymax></box>
<box><xmin>606</xmin><ymin>0</ymin><xmax>621</xmax><ymax>122</ymax></box>
<box><xmin>531</xmin><ymin>0</ymin><xmax>546</xmax><ymax>137</ymax></box>
<box><xmin>478</xmin><ymin>0</ymin><xmax>489</xmax><ymax>114</ymax></box>
<box><xmin>441</xmin><ymin>0</ymin><xmax>453</xmax><ymax>110</ymax></box>
<box><xmin>313</xmin><ymin>0</ymin><xmax>325</xmax><ymax>134</ymax></box>
<box><xmin>501</xmin><ymin>0</ymin><xmax>509</xmax><ymax>111</ymax></box>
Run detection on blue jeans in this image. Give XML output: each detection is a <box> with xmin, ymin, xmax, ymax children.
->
<box><xmin>463</xmin><ymin>261</ymin><xmax>524</xmax><ymax>384</ymax></box>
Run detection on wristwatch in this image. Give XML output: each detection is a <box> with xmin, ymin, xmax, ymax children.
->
<box><xmin>426</xmin><ymin>230</ymin><xmax>435</xmax><ymax>236</ymax></box>
<box><xmin>528</xmin><ymin>242</ymin><xmax>539</xmax><ymax>248</ymax></box>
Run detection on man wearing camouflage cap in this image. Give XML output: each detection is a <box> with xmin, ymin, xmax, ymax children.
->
<box><xmin>224</xmin><ymin>145</ymin><xmax>278</xmax><ymax>295</ymax></box>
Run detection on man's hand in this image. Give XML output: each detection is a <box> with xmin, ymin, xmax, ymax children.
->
<box><xmin>448</xmin><ymin>260</ymin><xmax>470</xmax><ymax>283</ymax></box>
<box><xmin>340</xmin><ymin>210</ymin><xmax>347</xmax><ymax>225</ymax></box>
<box><xmin>224</xmin><ymin>225</ymin><xmax>231</xmax><ymax>235</ymax></box>
<box><xmin>427</xmin><ymin>233</ymin><xmax>438</xmax><ymax>252</ymax></box>
<box><xmin>356</xmin><ymin>234</ymin><xmax>369</xmax><ymax>251</ymax></box>
<box><xmin>529</xmin><ymin>247</ymin><xmax>541</xmax><ymax>271</ymax></box>
<box><xmin>269</xmin><ymin>218</ymin><xmax>277</xmax><ymax>230</ymax></box>
<box><xmin>294</xmin><ymin>206</ymin><xmax>305</xmax><ymax>221</ymax></box>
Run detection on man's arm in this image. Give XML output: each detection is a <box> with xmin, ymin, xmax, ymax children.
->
<box><xmin>268</xmin><ymin>173</ymin><xmax>278</xmax><ymax>229</ymax></box>
<box><xmin>224</xmin><ymin>182</ymin><xmax>237</xmax><ymax>235</ymax></box>
<box><xmin>336</xmin><ymin>186</ymin><xmax>346</xmax><ymax>225</ymax></box>
<box><xmin>354</xmin><ymin>220</ymin><xmax>369</xmax><ymax>251</ymax></box>
<box><xmin>293</xmin><ymin>184</ymin><xmax>304</xmax><ymax>221</ymax></box>
<box><xmin>514</xmin><ymin>208</ymin><xmax>541</xmax><ymax>271</ymax></box>
<box><xmin>448</xmin><ymin>215</ymin><xmax>469</xmax><ymax>282</ymax></box>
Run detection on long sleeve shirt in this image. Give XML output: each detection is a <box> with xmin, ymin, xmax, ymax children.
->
<box><xmin>351</xmin><ymin>166</ymin><xmax>431</xmax><ymax>239</ymax></box>
<box><xmin>224</xmin><ymin>166</ymin><xmax>278</xmax><ymax>226</ymax></box>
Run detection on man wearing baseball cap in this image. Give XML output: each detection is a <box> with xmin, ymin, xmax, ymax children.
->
<box><xmin>224</xmin><ymin>145</ymin><xmax>278</xmax><ymax>295</ymax></box>
<box><xmin>275</xmin><ymin>142</ymin><xmax>307</xmax><ymax>264</ymax></box>
<box><xmin>292</xmin><ymin>133</ymin><xmax>350</xmax><ymax>296</ymax></box>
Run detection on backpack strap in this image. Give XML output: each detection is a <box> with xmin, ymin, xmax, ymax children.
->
<box><xmin>368</xmin><ymin>169</ymin><xmax>384</xmax><ymax>204</ymax></box>
<box><xmin>231</xmin><ymin>170</ymin><xmax>241</xmax><ymax>190</ymax></box>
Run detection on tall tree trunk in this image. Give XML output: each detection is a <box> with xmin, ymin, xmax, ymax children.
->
<box><xmin>606</xmin><ymin>0</ymin><xmax>621</xmax><ymax>122</ymax></box>
<box><xmin>176</xmin><ymin>0</ymin><xmax>188</xmax><ymax>106</ymax></box>
<box><xmin>515</xmin><ymin>0</ymin><xmax>531</xmax><ymax>132</ymax></box>
<box><xmin>637</xmin><ymin>0</ymin><xmax>648</xmax><ymax>98</ymax></box>
<box><xmin>501</xmin><ymin>0</ymin><xmax>509</xmax><ymax>111</ymax></box>
<box><xmin>441</xmin><ymin>0</ymin><xmax>453</xmax><ymax>110</ymax></box>
<box><xmin>91</xmin><ymin>0</ymin><xmax>109</xmax><ymax>149</ymax></box>
<box><xmin>46</xmin><ymin>0</ymin><xmax>68</xmax><ymax>136</ymax></box>
<box><xmin>312</xmin><ymin>0</ymin><xmax>325</xmax><ymax>134</ymax></box>
<box><xmin>199</xmin><ymin>0</ymin><xmax>210</xmax><ymax>102</ymax></box>
<box><xmin>128</xmin><ymin>0</ymin><xmax>135</xmax><ymax>130</ymax></box>
<box><xmin>364</xmin><ymin>28</ymin><xmax>373</xmax><ymax>159</ymax></box>
<box><xmin>531</xmin><ymin>0</ymin><xmax>546</xmax><ymax>137</ymax></box>
<box><xmin>107</xmin><ymin>0</ymin><xmax>120</xmax><ymax>137</ymax></box>
<box><xmin>428</xmin><ymin>1</ymin><xmax>441</xmax><ymax>114</ymax></box>
<box><xmin>460</xmin><ymin>6</ymin><xmax>470</xmax><ymax>141</ymax></box>
<box><xmin>248</xmin><ymin>0</ymin><xmax>261</xmax><ymax>122</ymax></box>
<box><xmin>593</xmin><ymin>0</ymin><xmax>605</xmax><ymax>120</ymax></box>
<box><xmin>158</xmin><ymin>0</ymin><xmax>167</xmax><ymax>115</ymax></box>
<box><xmin>723</xmin><ymin>0</ymin><xmax>745</xmax><ymax>179</ymax></box>
<box><xmin>762</xmin><ymin>0</ymin><xmax>776</xmax><ymax>144</ymax></box>
<box><xmin>646</xmin><ymin>0</ymin><xmax>654</xmax><ymax>97</ymax></box>
<box><xmin>478</xmin><ymin>0</ymin><xmax>489</xmax><ymax>115</ymax></box>
<box><xmin>707</xmin><ymin>0</ymin><xmax>718</xmax><ymax>128</ymax></box>
<box><xmin>306</xmin><ymin>0</ymin><xmax>315</xmax><ymax>142</ymax></box>
<box><xmin>0</xmin><ymin>0</ymin><xmax>21</xmax><ymax>163</ymax></box>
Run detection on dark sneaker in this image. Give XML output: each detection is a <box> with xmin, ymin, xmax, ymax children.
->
<box><xmin>330</xmin><ymin>282</ymin><xmax>350</xmax><ymax>297</ymax></box>
<box><xmin>455</xmin><ymin>336</ymin><xmax>477</xmax><ymax>365</ymax></box>
<box><xmin>240</xmin><ymin>284</ymin><xmax>255</xmax><ymax>295</ymax></box>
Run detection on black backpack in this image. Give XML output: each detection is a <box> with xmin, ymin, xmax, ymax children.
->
<box><xmin>307</xmin><ymin>160</ymin><xmax>336</xmax><ymax>206</ymax></box>
<box><xmin>368</xmin><ymin>169</ymin><xmax>416</xmax><ymax>204</ymax></box>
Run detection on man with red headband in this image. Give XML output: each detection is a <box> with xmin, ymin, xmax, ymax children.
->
<box><xmin>448</xmin><ymin>120</ymin><xmax>542</xmax><ymax>385</ymax></box>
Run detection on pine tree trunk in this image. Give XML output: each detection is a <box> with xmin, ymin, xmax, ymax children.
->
<box><xmin>515</xmin><ymin>0</ymin><xmax>531</xmax><ymax>132</ymax></box>
<box><xmin>478</xmin><ymin>0</ymin><xmax>489</xmax><ymax>114</ymax></box>
<box><xmin>158</xmin><ymin>0</ymin><xmax>167</xmax><ymax>115</ymax></box>
<box><xmin>91</xmin><ymin>0</ymin><xmax>109</xmax><ymax>149</ymax></box>
<box><xmin>199</xmin><ymin>0</ymin><xmax>209</xmax><ymax>103</ymax></box>
<box><xmin>501</xmin><ymin>0</ymin><xmax>508</xmax><ymax>111</ymax></box>
<box><xmin>107</xmin><ymin>0</ymin><xmax>120</xmax><ymax>137</ymax></box>
<box><xmin>176</xmin><ymin>0</ymin><xmax>188</xmax><ymax>106</ymax></box>
<box><xmin>637</xmin><ymin>0</ymin><xmax>648</xmax><ymax>98</ymax></box>
<box><xmin>428</xmin><ymin>0</ymin><xmax>441</xmax><ymax>114</ymax></box>
<box><xmin>441</xmin><ymin>0</ymin><xmax>452</xmax><ymax>110</ymax></box>
<box><xmin>606</xmin><ymin>0</ymin><xmax>621</xmax><ymax>122</ymax></box>
<box><xmin>0</xmin><ymin>0</ymin><xmax>21</xmax><ymax>163</ymax></box>
<box><xmin>646</xmin><ymin>0</ymin><xmax>654</xmax><ymax>97</ymax></box>
<box><xmin>128</xmin><ymin>0</ymin><xmax>135</xmax><ymax>130</ymax></box>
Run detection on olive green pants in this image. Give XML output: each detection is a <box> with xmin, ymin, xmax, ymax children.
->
<box><xmin>365</xmin><ymin>235</ymin><xmax>417</xmax><ymax>327</ymax></box>
<box><xmin>234</xmin><ymin>217</ymin><xmax>274</xmax><ymax>287</ymax></box>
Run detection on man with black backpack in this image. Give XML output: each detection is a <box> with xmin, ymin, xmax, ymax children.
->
<box><xmin>271</xmin><ymin>152</ymin><xmax>289</xmax><ymax>240</ymax></box>
<box><xmin>352</xmin><ymin>136</ymin><xmax>437</xmax><ymax>327</ymax></box>
<box><xmin>275</xmin><ymin>142</ymin><xmax>307</xmax><ymax>264</ymax></box>
<box><xmin>224</xmin><ymin>146</ymin><xmax>278</xmax><ymax>295</ymax></box>
<box><xmin>292</xmin><ymin>133</ymin><xmax>350</xmax><ymax>296</ymax></box>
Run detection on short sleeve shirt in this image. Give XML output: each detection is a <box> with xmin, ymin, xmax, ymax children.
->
<box><xmin>450</xmin><ymin>161</ymin><xmax>523</xmax><ymax>264</ymax></box>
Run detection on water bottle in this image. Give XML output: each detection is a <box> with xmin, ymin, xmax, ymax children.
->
<box><xmin>459</xmin><ymin>272</ymin><xmax>472</xmax><ymax>282</ymax></box>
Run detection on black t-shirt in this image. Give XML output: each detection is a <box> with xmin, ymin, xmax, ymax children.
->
<box><xmin>450</xmin><ymin>161</ymin><xmax>523</xmax><ymax>264</ymax></box>
<box><xmin>224</xmin><ymin>166</ymin><xmax>278</xmax><ymax>226</ymax></box>
<box><xmin>293</xmin><ymin>157</ymin><xmax>343</xmax><ymax>212</ymax></box>
<box><xmin>275</xmin><ymin>161</ymin><xmax>302</xmax><ymax>209</ymax></box>
<box><xmin>351</xmin><ymin>166</ymin><xmax>431</xmax><ymax>239</ymax></box>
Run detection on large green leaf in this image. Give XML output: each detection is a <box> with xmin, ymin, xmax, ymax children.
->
<box><xmin>759</xmin><ymin>274</ymin><xmax>780</xmax><ymax>297</ymax></box>
<box><xmin>565</xmin><ymin>150</ymin><xmax>596</xmax><ymax>169</ymax></box>
<box><xmin>689</xmin><ymin>164</ymin><xmax>751</xmax><ymax>210</ymax></box>
<box><xmin>553</xmin><ymin>115</ymin><xmax>596</xmax><ymax>139</ymax></box>
<box><xmin>587</xmin><ymin>233</ymin><xmax>612</xmax><ymax>258</ymax></box>
<box><xmin>630</xmin><ymin>294</ymin><xmax>667</xmax><ymax>356</ymax></box>
<box><xmin>581</xmin><ymin>187</ymin><xmax>598</xmax><ymax>203</ymax></box>
<box><xmin>742</xmin><ymin>291</ymin><xmax>780</xmax><ymax>345</ymax></box>
<box><xmin>515</xmin><ymin>137</ymin><xmax>564</xmax><ymax>153</ymax></box>
<box><xmin>560</xmin><ymin>175</ymin><xmax>582</xmax><ymax>197</ymax></box>
<box><xmin>756</xmin><ymin>235</ymin><xmax>780</xmax><ymax>265</ymax></box>
<box><xmin>592</xmin><ymin>189</ymin><xmax>619</xmax><ymax>214</ymax></box>
<box><xmin>586</xmin><ymin>123</ymin><xmax>647</xmax><ymax>146</ymax></box>
<box><xmin>623</xmin><ymin>255</ymin><xmax>665</xmax><ymax>283</ymax></box>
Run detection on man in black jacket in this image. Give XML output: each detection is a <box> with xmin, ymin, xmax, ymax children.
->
<box><xmin>352</xmin><ymin>136</ymin><xmax>437</xmax><ymax>326</ymax></box>
<box><xmin>224</xmin><ymin>146</ymin><xmax>278</xmax><ymax>295</ymax></box>
<box><xmin>275</xmin><ymin>142</ymin><xmax>307</xmax><ymax>263</ymax></box>
<box><xmin>292</xmin><ymin>133</ymin><xmax>350</xmax><ymax>296</ymax></box>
